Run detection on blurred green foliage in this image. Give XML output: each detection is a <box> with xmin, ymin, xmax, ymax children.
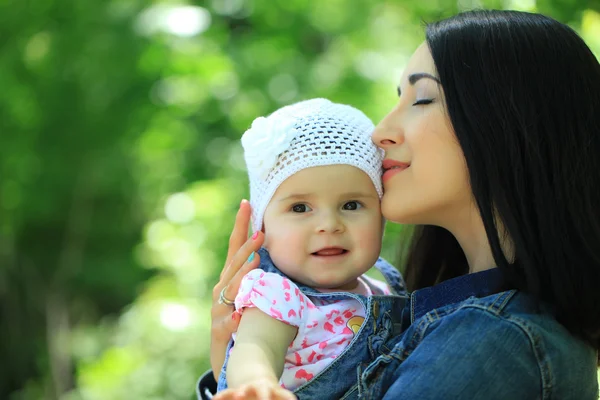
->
<box><xmin>1</xmin><ymin>0</ymin><xmax>599</xmax><ymax>399</ymax></box>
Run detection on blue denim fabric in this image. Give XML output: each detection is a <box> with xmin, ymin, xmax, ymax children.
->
<box><xmin>358</xmin><ymin>268</ymin><xmax>599</xmax><ymax>400</ymax></box>
<box><xmin>212</xmin><ymin>248</ymin><xmax>409</xmax><ymax>400</ymax></box>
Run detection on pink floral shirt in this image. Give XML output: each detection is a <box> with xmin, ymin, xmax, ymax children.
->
<box><xmin>233</xmin><ymin>269</ymin><xmax>390</xmax><ymax>391</ymax></box>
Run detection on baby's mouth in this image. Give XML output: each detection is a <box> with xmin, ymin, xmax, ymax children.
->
<box><xmin>312</xmin><ymin>247</ymin><xmax>348</xmax><ymax>256</ymax></box>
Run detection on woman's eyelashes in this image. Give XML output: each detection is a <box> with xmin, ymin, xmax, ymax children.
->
<box><xmin>413</xmin><ymin>85</ymin><xmax>435</xmax><ymax>106</ymax></box>
<box><xmin>413</xmin><ymin>98</ymin><xmax>434</xmax><ymax>106</ymax></box>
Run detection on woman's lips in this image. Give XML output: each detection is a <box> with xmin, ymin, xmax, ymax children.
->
<box><xmin>382</xmin><ymin>159</ymin><xmax>410</xmax><ymax>183</ymax></box>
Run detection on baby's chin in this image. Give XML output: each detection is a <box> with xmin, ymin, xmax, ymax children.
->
<box><xmin>289</xmin><ymin>274</ymin><xmax>360</xmax><ymax>292</ymax></box>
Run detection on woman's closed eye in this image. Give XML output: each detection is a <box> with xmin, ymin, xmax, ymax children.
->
<box><xmin>413</xmin><ymin>98</ymin><xmax>434</xmax><ymax>106</ymax></box>
<box><xmin>342</xmin><ymin>201</ymin><xmax>363</xmax><ymax>211</ymax></box>
<box><xmin>291</xmin><ymin>203</ymin><xmax>312</xmax><ymax>213</ymax></box>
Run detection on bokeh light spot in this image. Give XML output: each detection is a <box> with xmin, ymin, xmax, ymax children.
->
<box><xmin>160</xmin><ymin>303</ymin><xmax>191</xmax><ymax>331</ymax></box>
<box><xmin>165</xmin><ymin>193</ymin><xmax>196</xmax><ymax>224</ymax></box>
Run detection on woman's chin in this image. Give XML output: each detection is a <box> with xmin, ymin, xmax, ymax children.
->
<box><xmin>384</xmin><ymin>215</ymin><xmax>418</xmax><ymax>225</ymax></box>
<box><xmin>381</xmin><ymin>199</ymin><xmax>420</xmax><ymax>224</ymax></box>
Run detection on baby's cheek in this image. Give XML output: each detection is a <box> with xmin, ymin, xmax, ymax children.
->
<box><xmin>355</xmin><ymin>221</ymin><xmax>384</xmax><ymax>251</ymax></box>
<box><xmin>265</xmin><ymin>230</ymin><xmax>299</xmax><ymax>249</ymax></box>
<box><xmin>264</xmin><ymin>230</ymin><xmax>305</xmax><ymax>265</ymax></box>
<box><xmin>359</xmin><ymin>214</ymin><xmax>383</xmax><ymax>236</ymax></box>
<box><xmin>263</xmin><ymin>225</ymin><xmax>289</xmax><ymax>248</ymax></box>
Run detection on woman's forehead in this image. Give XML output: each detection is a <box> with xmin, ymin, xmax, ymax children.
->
<box><xmin>399</xmin><ymin>43</ymin><xmax>437</xmax><ymax>83</ymax></box>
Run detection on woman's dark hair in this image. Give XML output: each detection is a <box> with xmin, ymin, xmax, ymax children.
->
<box><xmin>403</xmin><ymin>10</ymin><xmax>600</xmax><ymax>352</ymax></box>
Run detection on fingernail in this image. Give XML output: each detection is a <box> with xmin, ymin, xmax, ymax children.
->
<box><xmin>247</xmin><ymin>252</ymin><xmax>255</xmax><ymax>263</ymax></box>
<box><xmin>251</xmin><ymin>231</ymin><xmax>259</xmax><ymax>240</ymax></box>
<box><xmin>240</xmin><ymin>199</ymin><xmax>245</xmax><ymax>207</ymax></box>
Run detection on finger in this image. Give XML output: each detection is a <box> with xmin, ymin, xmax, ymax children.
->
<box><xmin>271</xmin><ymin>387</ymin><xmax>296</xmax><ymax>400</ymax></box>
<box><xmin>243</xmin><ymin>384</ymin><xmax>270</xmax><ymax>400</ymax></box>
<box><xmin>212</xmin><ymin>389</ymin><xmax>234</xmax><ymax>400</ymax></box>
<box><xmin>213</xmin><ymin>310</ymin><xmax>241</xmax><ymax>339</ymax></box>
<box><xmin>216</xmin><ymin>388</ymin><xmax>247</xmax><ymax>400</ymax></box>
<box><xmin>237</xmin><ymin>386</ymin><xmax>256</xmax><ymax>400</ymax></box>
<box><xmin>218</xmin><ymin>231</ymin><xmax>264</xmax><ymax>299</ymax></box>
<box><xmin>213</xmin><ymin>232</ymin><xmax>263</xmax><ymax>302</ymax></box>
<box><xmin>219</xmin><ymin>200</ymin><xmax>251</xmax><ymax>285</ymax></box>
<box><xmin>276</xmin><ymin>389</ymin><xmax>297</xmax><ymax>400</ymax></box>
<box><xmin>225</xmin><ymin>199</ymin><xmax>252</xmax><ymax>268</ymax></box>
<box><xmin>228</xmin><ymin>391</ymin><xmax>245</xmax><ymax>400</ymax></box>
<box><xmin>223</xmin><ymin>250</ymin><xmax>261</xmax><ymax>300</ymax></box>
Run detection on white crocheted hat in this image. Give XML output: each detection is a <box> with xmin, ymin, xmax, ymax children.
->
<box><xmin>241</xmin><ymin>98</ymin><xmax>383</xmax><ymax>232</ymax></box>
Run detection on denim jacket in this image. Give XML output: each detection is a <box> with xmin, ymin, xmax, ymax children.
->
<box><xmin>198</xmin><ymin>266</ymin><xmax>599</xmax><ymax>399</ymax></box>
<box><xmin>203</xmin><ymin>248</ymin><xmax>409</xmax><ymax>400</ymax></box>
<box><xmin>359</xmin><ymin>268</ymin><xmax>599</xmax><ymax>399</ymax></box>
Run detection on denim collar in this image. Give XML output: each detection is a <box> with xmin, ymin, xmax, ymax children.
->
<box><xmin>410</xmin><ymin>267</ymin><xmax>504</xmax><ymax>322</ymax></box>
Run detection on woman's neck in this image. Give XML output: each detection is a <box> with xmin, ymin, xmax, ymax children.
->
<box><xmin>444</xmin><ymin>207</ymin><xmax>512</xmax><ymax>274</ymax></box>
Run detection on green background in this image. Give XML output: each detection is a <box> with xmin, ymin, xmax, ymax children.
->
<box><xmin>1</xmin><ymin>0</ymin><xmax>599</xmax><ymax>398</ymax></box>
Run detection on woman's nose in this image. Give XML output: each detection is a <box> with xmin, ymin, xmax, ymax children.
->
<box><xmin>372</xmin><ymin>107</ymin><xmax>404</xmax><ymax>148</ymax></box>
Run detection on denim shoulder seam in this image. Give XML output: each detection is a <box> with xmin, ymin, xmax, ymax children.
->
<box><xmin>455</xmin><ymin>304</ymin><xmax>553</xmax><ymax>399</ymax></box>
<box><xmin>486</xmin><ymin>290</ymin><xmax>516</xmax><ymax>313</ymax></box>
<box><xmin>398</xmin><ymin>313</ymin><xmax>435</xmax><ymax>360</ymax></box>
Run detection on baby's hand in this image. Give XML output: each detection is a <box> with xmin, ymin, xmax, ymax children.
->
<box><xmin>213</xmin><ymin>379</ymin><xmax>296</xmax><ymax>400</ymax></box>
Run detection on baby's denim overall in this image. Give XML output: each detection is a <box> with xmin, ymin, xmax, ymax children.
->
<box><xmin>209</xmin><ymin>248</ymin><xmax>409</xmax><ymax>400</ymax></box>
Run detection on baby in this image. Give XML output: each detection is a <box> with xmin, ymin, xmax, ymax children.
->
<box><xmin>215</xmin><ymin>98</ymin><xmax>406</xmax><ymax>400</ymax></box>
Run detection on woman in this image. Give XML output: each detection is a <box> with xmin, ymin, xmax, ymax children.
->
<box><xmin>204</xmin><ymin>10</ymin><xmax>600</xmax><ymax>399</ymax></box>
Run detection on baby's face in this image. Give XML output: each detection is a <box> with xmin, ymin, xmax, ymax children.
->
<box><xmin>262</xmin><ymin>165</ymin><xmax>383</xmax><ymax>290</ymax></box>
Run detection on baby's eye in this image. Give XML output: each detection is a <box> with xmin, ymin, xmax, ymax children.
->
<box><xmin>342</xmin><ymin>201</ymin><xmax>362</xmax><ymax>211</ymax></box>
<box><xmin>291</xmin><ymin>204</ymin><xmax>312</xmax><ymax>213</ymax></box>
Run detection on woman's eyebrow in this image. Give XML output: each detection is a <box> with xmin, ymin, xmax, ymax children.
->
<box><xmin>409</xmin><ymin>72</ymin><xmax>441</xmax><ymax>85</ymax></box>
<box><xmin>397</xmin><ymin>72</ymin><xmax>441</xmax><ymax>97</ymax></box>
